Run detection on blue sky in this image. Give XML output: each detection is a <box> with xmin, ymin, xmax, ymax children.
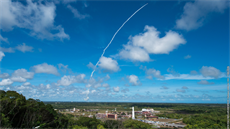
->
<box><xmin>0</xmin><ymin>0</ymin><xmax>229</xmax><ymax>103</ymax></box>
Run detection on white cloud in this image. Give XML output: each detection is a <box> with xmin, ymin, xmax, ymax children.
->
<box><xmin>23</xmin><ymin>82</ymin><xmax>31</xmax><ymax>86</ymax></box>
<box><xmin>144</xmin><ymin>67</ymin><xmax>165</xmax><ymax>80</ymax></box>
<box><xmin>131</xmin><ymin>25</ymin><xmax>186</xmax><ymax>54</ymax></box>
<box><xmin>176</xmin><ymin>0</ymin><xmax>228</xmax><ymax>31</ymax></box>
<box><xmin>91</xmin><ymin>90</ymin><xmax>96</xmax><ymax>93</ymax></box>
<box><xmin>200</xmin><ymin>66</ymin><xmax>222</xmax><ymax>79</ymax></box>
<box><xmin>98</xmin><ymin>56</ymin><xmax>120</xmax><ymax>72</ymax></box>
<box><xmin>167</xmin><ymin>67</ymin><xmax>180</xmax><ymax>77</ymax></box>
<box><xmin>118</xmin><ymin>25</ymin><xmax>185</xmax><ymax>62</ymax></box>
<box><xmin>87</xmin><ymin>62</ymin><xmax>96</xmax><ymax>69</ymax></box>
<box><xmin>0</xmin><ymin>0</ymin><xmax>69</xmax><ymax>40</ymax></box>
<box><xmin>184</xmin><ymin>55</ymin><xmax>191</xmax><ymax>59</ymax></box>
<box><xmin>82</xmin><ymin>89</ymin><xmax>90</xmax><ymax>95</ymax></box>
<box><xmin>164</xmin><ymin>74</ymin><xmax>215</xmax><ymax>80</ymax></box>
<box><xmin>15</xmin><ymin>43</ymin><xmax>33</xmax><ymax>53</ymax></box>
<box><xmin>0</xmin><ymin>47</ymin><xmax>15</xmax><ymax>53</ymax></box>
<box><xmin>56</xmin><ymin>74</ymin><xmax>86</xmax><ymax>86</ymax></box>
<box><xmin>119</xmin><ymin>45</ymin><xmax>150</xmax><ymax>62</ymax></box>
<box><xmin>58</xmin><ymin>63</ymin><xmax>72</xmax><ymax>73</ymax></box>
<box><xmin>0</xmin><ymin>73</ymin><xmax>10</xmax><ymax>78</ymax></box>
<box><xmin>17</xmin><ymin>85</ymin><xmax>31</xmax><ymax>90</ymax></box>
<box><xmin>0</xmin><ymin>51</ymin><xmax>5</xmax><ymax>61</ymax></box>
<box><xmin>113</xmin><ymin>86</ymin><xmax>120</xmax><ymax>92</ymax></box>
<box><xmin>0</xmin><ymin>35</ymin><xmax>8</xmax><ymax>43</ymax></box>
<box><xmin>84</xmin><ymin>96</ymin><xmax>89</xmax><ymax>101</ymax></box>
<box><xmin>85</xmin><ymin>76</ymin><xmax>109</xmax><ymax>89</ymax></box>
<box><xmin>0</xmin><ymin>79</ymin><xmax>13</xmax><ymax>86</ymax></box>
<box><xmin>12</xmin><ymin>69</ymin><xmax>34</xmax><ymax>79</ymax></box>
<box><xmin>10</xmin><ymin>76</ymin><xmax>26</xmax><ymax>82</ymax></box>
<box><xmin>67</xmin><ymin>5</ymin><xmax>89</xmax><ymax>20</ymax></box>
<box><xmin>31</xmin><ymin>63</ymin><xmax>59</xmax><ymax>75</ymax></box>
<box><xmin>105</xmin><ymin>74</ymin><xmax>110</xmax><ymax>81</ymax></box>
<box><xmin>102</xmin><ymin>83</ymin><xmax>110</xmax><ymax>87</ymax></box>
<box><xmin>197</xmin><ymin>80</ymin><xmax>215</xmax><ymax>85</ymax></box>
<box><xmin>127</xmin><ymin>75</ymin><xmax>141</xmax><ymax>86</ymax></box>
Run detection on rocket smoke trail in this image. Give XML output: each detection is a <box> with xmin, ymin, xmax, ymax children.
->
<box><xmin>90</xmin><ymin>3</ymin><xmax>148</xmax><ymax>78</ymax></box>
<box><xmin>84</xmin><ymin>3</ymin><xmax>148</xmax><ymax>101</ymax></box>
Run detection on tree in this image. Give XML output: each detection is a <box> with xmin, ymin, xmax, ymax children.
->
<box><xmin>97</xmin><ymin>124</ymin><xmax>105</xmax><ymax>129</ymax></box>
<box><xmin>123</xmin><ymin>119</ymin><xmax>152</xmax><ymax>129</ymax></box>
<box><xmin>0</xmin><ymin>90</ymin><xmax>69</xmax><ymax>128</ymax></box>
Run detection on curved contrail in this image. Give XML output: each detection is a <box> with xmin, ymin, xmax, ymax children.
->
<box><xmin>90</xmin><ymin>3</ymin><xmax>148</xmax><ymax>78</ymax></box>
<box><xmin>85</xmin><ymin>3</ymin><xmax>148</xmax><ymax>101</ymax></box>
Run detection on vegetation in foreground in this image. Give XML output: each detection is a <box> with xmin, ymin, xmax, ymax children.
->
<box><xmin>0</xmin><ymin>90</ymin><xmax>228</xmax><ymax>128</ymax></box>
<box><xmin>0</xmin><ymin>90</ymin><xmax>152</xmax><ymax>129</ymax></box>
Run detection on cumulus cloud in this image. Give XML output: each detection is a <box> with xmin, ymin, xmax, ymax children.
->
<box><xmin>113</xmin><ymin>86</ymin><xmax>120</xmax><ymax>92</ymax></box>
<box><xmin>56</xmin><ymin>74</ymin><xmax>86</xmax><ymax>86</ymax></box>
<box><xmin>67</xmin><ymin>5</ymin><xmax>89</xmax><ymax>20</ymax></box>
<box><xmin>102</xmin><ymin>83</ymin><xmax>110</xmax><ymax>87</ymax></box>
<box><xmin>0</xmin><ymin>73</ymin><xmax>10</xmax><ymax>78</ymax></box>
<box><xmin>167</xmin><ymin>67</ymin><xmax>180</xmax><ymax>77</ymax></box>
<box><xmin>85</xmin><ymin>75</ymin><xmax>110</xmax><ymax>89</ymax></box>
<box><xmin>164</xmin><ymin>74</ymin><xmax>216</xmax><ymax>80</ymax></box>
<box><xmin>31</xmin><ymin>63</ymin><xmax>59</xmax><ymax>75</ymax></box>
<box><xmin>131</xmin><ymin>26</ymin><xmax>186</xmax><ymax>54</ymax></box>
<box><xmin>0</xmin><ymin>51</ymin><xmax>5</xmax><ymax>61</ymax></box>
<box><xmin>12</xmin><ymin>69</ymin><xmax>34</xmax><ymax>79</ymax></box>
<box><xmin>0</xmin><ymin>47</ymin><xmax>15</xmax><ymax>53</ymax></box>
<box><xmin>0</xmin><ymin>0</ymin><xmax>69</xmax><ymax>40</ymax></box>
<box><xmin>0</xmin><ymin>35</ymin><xmax>8</xmax><ymax>43</ymax></box>
<box><xmin>91</xmin><ymin>90</ymin><xmax>96</xmax><ymax>93</ymax></box>
<box><xmin>58</xmin><ymin>63</ymin><xmax>72</xmax><ymax>74</ymax></box>
<box><xmin>197</xmin><ymin>80</ymin><xmax>215</xmax><ymax>85</ymax></box>
<box><xmin>82</xmin><ymin>89</ymin><xmax>90</xmax><ymax>95</ymax></box>
<box><xmin>87</xmin><ymin>62</ymin><xmax>96</xmax><ymax>69</ymax></box>
<box><xmin>15</xmin><ymin>43</ymin><xmax>33</xmax><ymax>53</ymax></box>
<box><xmin>84</xmin><ymin>96</ymin><xmax>89</xmax><ymax>101</ymax></box>
<box><xmin>23</xmin><ymin>82</ymin><xmax>31</xmax><ymax>86</ymax></box>
<box><xmin>0</xmin><ymin>79</ymin><xmax>13</xmax><ymax>86</ymax></box>
<box><xmin>118</xmin><ymin>25</ymin><xmax>186</xmax><ymax>62</ymax></box>
<box><xmin>10</xmin><ymin>76</ymin><xmax>26</xmax><ymax>82</ymax></box>
<box><xmin>200</xmin><ymin>66</ymin><xmax>222</xmax><ymax>79</ymax></box>
<box><xmin>98</xmin><ymin>56</ymin><xmax>120</xmax><ymax>72</ymax></box>
<box><xmin>141</xmin><ymin>66</ymin><xmax>165</xmax><ymax>80</ymax></box>
<box><xmin>176</xmin><ymin>0</ymin><xmax>228</xmax><ymax>31</ymax></box>
<box><xmin>119</xmin><ymin>45</ymin><xmax>150</xmax><ymax>62</ymax></box>
<box><xmin>127</xmin><ymin>75</ymin><xmax>141</xmax><ymax>86</ymax></box>
<box><xmin>184</xmin><ymin>55</ymin><xmax>191</xmax><ymax>59</ymax></box>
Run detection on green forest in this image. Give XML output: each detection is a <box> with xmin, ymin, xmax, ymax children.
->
<box><xmin>0</xmin><ymin>90</ymin><xmax>228</xmax><ymax>129</ymax></box>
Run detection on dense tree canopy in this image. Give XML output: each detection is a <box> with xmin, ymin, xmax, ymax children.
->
<box><xmin>1</xmin><ymin>90</ymin><xmax>228</xmax><ymax>129</ymax></box>
<box><xmin>0</xmin><ymin>90</ymin><xmax>68</xmax><ymax>128</ymax></box>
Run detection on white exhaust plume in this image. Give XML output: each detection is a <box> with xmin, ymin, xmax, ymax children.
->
<box><xmin>90</xmin><ymin>3</ymin><xmax>148</xmax><ymax>78</ymax></box>
<box><xmin>86</xmin><ymin>3</ymin><xmax>148</xmax><ymax>101</ymax></box>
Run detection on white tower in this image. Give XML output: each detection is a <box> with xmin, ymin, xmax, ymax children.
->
<box><xmin>106</xmin><ymin>110</ymin><xmax>108</xmax><ymax>116</ymax></box>
<box><xmin>132</xmin><ymin>107</ymin><xmax>135</xmax><ymax>119</ymax></box>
